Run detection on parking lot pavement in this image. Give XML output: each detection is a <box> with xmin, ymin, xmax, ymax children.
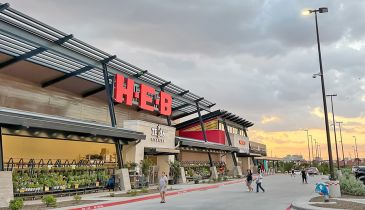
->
<box><xmin>68</xmin><ymin>174</ymin><xmax>324</xmax><ymax>210</ymax></box>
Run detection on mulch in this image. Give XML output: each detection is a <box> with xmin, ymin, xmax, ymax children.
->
<box><xmin>310</xmin><ymin>196</ymin><xmax>365</xmax><ymax>210</ymax></box>
<box><xmin>0</xmin><ymin>200</ymin><xmax>104</xmax><ymax>210</ymax></box>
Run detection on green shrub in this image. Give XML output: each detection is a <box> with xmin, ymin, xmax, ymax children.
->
<box><xmin>9</xmin><ymin>198</ymin><xmax>24</xmax><ymax>210</ymax></box>
<box><xmin>223</xmin><ymin>176</ymin><xmax>228</xmax><ymax>181</ymax></box>
<box><xmin>73</xmin><ymin>194</ymin><xmax>82</xmax><ymax>203</ymax></box>
<box><xmin>127</xmin><ymin>190</ymin><xmax>138</xmax><ymax>196</ymax></box>
<box><xmin>140</xmin><ymin>188</ymin><xmax>149</xmax><ymax>193</ymax></box>
<box><xmin>217</xmin><ymin>176</ymin><xmax>222</xmax><ymax>182</ymax></box>
<box><xmin>42</xmin><ymin>195</ymin><xmax>57</xmax><ymax>207</ymax></box>
<box><xmin>110</xmin><ymin>193</ymin><xmax>115</xmax><ymax>197</ymax></box>
<box><xmin>339</xmin><ymin>174</ymin><xmax>365</xmax><ymax>196</ymax></box>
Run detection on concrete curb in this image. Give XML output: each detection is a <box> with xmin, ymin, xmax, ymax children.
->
<box><xmin>290</xmin><ymin>193</ymin><xmax>346</xmax><ymax>210</ymax></box>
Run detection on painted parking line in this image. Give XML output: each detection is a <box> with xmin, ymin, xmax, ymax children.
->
<box><xmin>69</xmin><ymin>179</ymin><xmax>244</xmax><ymax>210</ymax></box>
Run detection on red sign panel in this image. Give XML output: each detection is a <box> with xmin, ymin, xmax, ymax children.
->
<box><xmin>113</xmin><ymin>74</ymin><xmax>172</xmax><ymax>116</ymax></box>
<box><xmin>239</xmin><ymin>140</ymin><xmax>245</xmax><ymax>145</ymax></box>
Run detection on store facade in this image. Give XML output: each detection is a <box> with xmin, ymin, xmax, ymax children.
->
<box><xmin>0</xmin><ymin>3</ymin><xmax>215</xmax><ymax>206</ymax></box>
<box><xmin>175</xmin><ymin>110</ymin><xmax>264</xmax><ymax>177</ymax></box>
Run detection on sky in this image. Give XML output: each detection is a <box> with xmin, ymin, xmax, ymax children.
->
<box><xmin>4</xmin><ymin>0</ymin><xmax>365</xmax><ymax>160</ymax></box>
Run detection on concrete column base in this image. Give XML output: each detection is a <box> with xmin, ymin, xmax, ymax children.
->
<box><xmin>233</xmin><ymin>166</ymin><xmax>242</xmax><ymax>178</ymax></box>
<box><xmin>0</xmin><ymin>171</ymin><xmax>14</xmax><ymax>208</ymax></box>
<box><xmin>115</xmin><ymin>168</ymin><xmax>131</xmax><ymax>191</ymax></box>
<box><xmin>327</xmin><ymin>180</ymin><xmax>341</xmax><ymax>198</ymax></box>
<box><xmin>210</xmin><ymin>166</ymin><xmax>218</xmax><ymax>179</ymax></box>
<box><xmin>179</xmin><ymin>167</ymin><xmax>187</xmax><ymax>184</ymax></box>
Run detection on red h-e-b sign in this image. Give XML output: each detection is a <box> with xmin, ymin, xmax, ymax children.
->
<box><xmin>113</xmin><ymin>74</ymin><xmax>172</xmax><ymax>116</ymax></box>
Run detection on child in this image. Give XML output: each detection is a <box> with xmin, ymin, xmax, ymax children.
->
<box><xmin>255</xmin><ymin>173</ymin><xmax>265</xmax><ymax>193</ymax></box>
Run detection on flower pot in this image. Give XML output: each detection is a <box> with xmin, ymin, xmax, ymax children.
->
<box><xmin>74</xmin><ymin>184</ymin><xmax>79</xmax><ymax>189</ymax></box>
<box><xmin>44</xmin><ymin>186</ymin><xmax>49</xmax><ymax>192</ymax></box>
<box><xmin>96</xmin><ymin>181</ymin><xmax>99</xmax><ymax>187</ymax></box>
<box><xmin>20</xmin><ymin>188</ymin><xmax>25</xmax><ymax>193</ymax></box>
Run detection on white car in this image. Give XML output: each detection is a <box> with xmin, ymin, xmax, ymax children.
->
<box><xmin>294</xmin><ymin>170</ymin><xmax>301</xmax><ymax>175</ymax></box>
<box><xmin>307</xmin><ymin>167</ymin><xmax>320</xmax><ymax>175</ymax></box>
<box><xmin>352</xmin><ymin>166</ymin><xmax>360</xmax><ymax>173</ymax></box>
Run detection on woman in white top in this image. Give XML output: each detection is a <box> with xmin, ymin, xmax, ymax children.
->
<box><xmin>159</xmin><ymin>171</ymin><xmax>168</xmax><ymax>203</ymax></box>
<box><xmin>255</xmin><ymin>172</ymin><xmax>265</xmax><ymax>193</ymax></box>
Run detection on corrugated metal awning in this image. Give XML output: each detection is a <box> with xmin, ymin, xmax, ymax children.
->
<box><xmin>0</xmin><ymin>108</ymin><xmax>146</xmax><ymax>141</ymax></box>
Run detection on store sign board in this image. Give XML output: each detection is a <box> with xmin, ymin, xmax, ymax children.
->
<box><xmin>113</xmin><ymin>74</ymin><xmax>172</xmax><ymax>116</ymax></box>
<box><xmin>151</xmin><ymin>124</ymin><xmax>165</xmax><ymax>143</ymax></box>
<box><xmin>231</xmin><ymin>134</ymin><xmax>249</xmax><ymax>153</ymax></box>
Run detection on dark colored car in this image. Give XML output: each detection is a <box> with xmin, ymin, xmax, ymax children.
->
<box><xmin>354</xmin><ymin>166</ymin><xmax>365</xmax><ymax>179</ymax></box>
<box><xmin>359</xmin><ymin>176</ymin><xmax>365</xmax><ymax>185</ymax></box>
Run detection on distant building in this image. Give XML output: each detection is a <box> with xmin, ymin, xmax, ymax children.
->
<box><xmin>282</xmin><ymin>155</ymin><xmax>305</xmax><ymax>163</ymax></box>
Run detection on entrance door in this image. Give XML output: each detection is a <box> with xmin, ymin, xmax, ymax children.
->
<box><xmin>144</xmin><ymin>155</ymin><xmax>159</xmax><ymax>185</ymax></box>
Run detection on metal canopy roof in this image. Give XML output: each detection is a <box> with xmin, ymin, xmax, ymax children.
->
<box><xmin>0</xmin><ymin>3</ymin><xmax>215</xmax><ymax>119</ymax></box>
<box><xmin>0</xmin><ymin>107</ymin><xmax>146</xmax><ymax>141</ymax></box>
<box><xmin>176</xmin><ymin>137</ymin><xmax>239</xmax><ymax>152</ymax></box>
<box><xmin>175</xmin><ymin>109</ymin><xmax>254</xmax><ymax>130</ymax></box>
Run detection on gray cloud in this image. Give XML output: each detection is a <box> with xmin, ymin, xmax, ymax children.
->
<box><xmin>4</xmin><ymin>0</ymin><xmax>365</xmax><ymax>133</ymax></box>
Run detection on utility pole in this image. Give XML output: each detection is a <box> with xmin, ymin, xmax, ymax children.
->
<box><xmin>337</xmin><ymin>122</ymin><xmax>345</xmax><ymax>167</ymax></box>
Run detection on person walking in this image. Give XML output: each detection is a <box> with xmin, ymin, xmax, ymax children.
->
<box><xmin>255</xmin><ymin>172</ymin><xmax>265</xmax><ymax>193</ymax></box>
<box><xmin>301</xmin><ymin>168</ymin><xmax>308</xmax><ymax>184</ymax></box>
<box><xmin>159</xmin><ymin>171</ymin><xmax>168</xmax><ymax>203</ymax></box>
<box><xmin>246</xmin><ymin>169</ymin><xmax>253</xmax><ymax>192</ymax></box>
<box><xmin>291</xmin><ymin>169</ymin><xmax>295</xmax><ymax>178</ymax></box>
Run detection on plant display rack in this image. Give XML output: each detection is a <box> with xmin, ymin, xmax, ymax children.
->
<box><xmin>7</xmin><ymin>158</ymin><xmax>114</xmax><ymax>198</ymax></box>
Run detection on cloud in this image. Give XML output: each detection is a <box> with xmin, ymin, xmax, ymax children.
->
<box><xmin>4</xmin><ymin>0</ymin><xmax>365</xmax><ymax>158</ymax></box>
<box><xmin>261</xmin><ymin>115</ymin><xmax>280</xmax><ymax>124</ymax></box>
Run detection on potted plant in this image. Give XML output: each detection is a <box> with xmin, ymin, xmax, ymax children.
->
<box><xmin>192</xmin><ymin>174</ymin><xmax>202</xmax><ymax>184</ymax></box>
<box><xmin>169</xmin><ymin>161</ymin><xmax>181</xmax><ymax>184</ymax></box>
<box><xmin>140</xmin><ymin>159</ymin><xmax>153</xmax><ymax>179</ymax></box>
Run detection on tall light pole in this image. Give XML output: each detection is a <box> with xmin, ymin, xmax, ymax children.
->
<box><xmin>327</xmin><ymin>94</ymin><xmax>340</xmax><ymax>169</ymax></box>
<box><xmin>309</xmin><ymin>135</ymin><xmax>314</xmax><ymax>163</ymax></box>
<box><xmin>337</xmin><ymin>122</ymin><xmax>345</xmax><ymax>167</ymax></box>
<box><xmin>314</xmin><ymin>139</ymin><xmax>318</xmax><ymax>159</ymax></box>
<box><xmin>304</xmin><ymin>7</ymin><xmax>334</xmax><ymax>180</ymax></box>
<box><xmin>304</xmin><ymin>130</ymin><xmax>312</xmax><ymax>166</ymax></box>
<box><xmin>319</xmin><ymin>144</ymin><xmax>322</xmax><ymax>159</ymax></box>
<box><xmin>353</xmin><ymin>136</ymin><xmax>359</xmax><ymax>166</ymax></box>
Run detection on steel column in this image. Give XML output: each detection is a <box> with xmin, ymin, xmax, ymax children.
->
<box><xmin>0</xmin><ymin>126</ymin><xmax>3</xmax><ymax>171</ymax></box>
<box><xmin>196</xmin><ymin>102</ymin><xmax>213</xmax><ymax>167</ymax></box>
<box><xmin>102</xmin><ymin>63</ymin><xmax>122</xmax><ymax>169</ymax></box>
<box><xmin>166</xmin><ymin>116</ymin><xmax>172</xmax><ymax>126</ymax></box>
<box><xmin>222</xmin><ymin>120</ymin><xmax>238</xmax><ymax>166</ymax></box>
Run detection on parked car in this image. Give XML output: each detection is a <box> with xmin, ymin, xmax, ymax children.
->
<box><xmin>354</xmin><ymin>166</ymin><xmax>365</xmax><ymax>179</ymax></box>
<box><xmin>359</xmin><ymin>176</ymin><xmax>365</xmax><ymax>185</ymax></box>
<box><xmin>294</xmin><ymin>170</ymin><xmax>301</xmax><ymax>175</ymax></box>
<box><xmin>352</xmin><ymin>166</ymin><xmax>360</xmax><ymax>173</ymax></box>
<box><xmin>306</xmin><ymin>167</ymin><xmax>320</xmax><ymax>175</ymax></box>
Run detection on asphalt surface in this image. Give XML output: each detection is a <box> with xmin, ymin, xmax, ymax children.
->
<box><xmin>101</xmin><ymin>174</ymin><xmax>323</xmax><ymax>210</ymax></box>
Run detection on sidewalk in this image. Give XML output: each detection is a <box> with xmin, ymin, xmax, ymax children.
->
<box><xmin>49</xmin><ymin>179</ymin><xmax>244</xmax><ymax>210</ymax></box>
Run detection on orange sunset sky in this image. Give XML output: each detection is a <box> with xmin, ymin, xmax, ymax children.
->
<box><xmin>250</xmin><ymin>107</ymin><xmax>365</xmax><ymax>160</ymax></box>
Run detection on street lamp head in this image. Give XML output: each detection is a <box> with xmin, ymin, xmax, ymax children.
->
<box><xmin>302</xmin><ymin>10</ymin><xmax>312</xmax><ymax>16</ymax></box>
<box><xmin>318</xmin><ymin>7</ymin><xmax>328</xmax><ymax>13</ymax></box>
